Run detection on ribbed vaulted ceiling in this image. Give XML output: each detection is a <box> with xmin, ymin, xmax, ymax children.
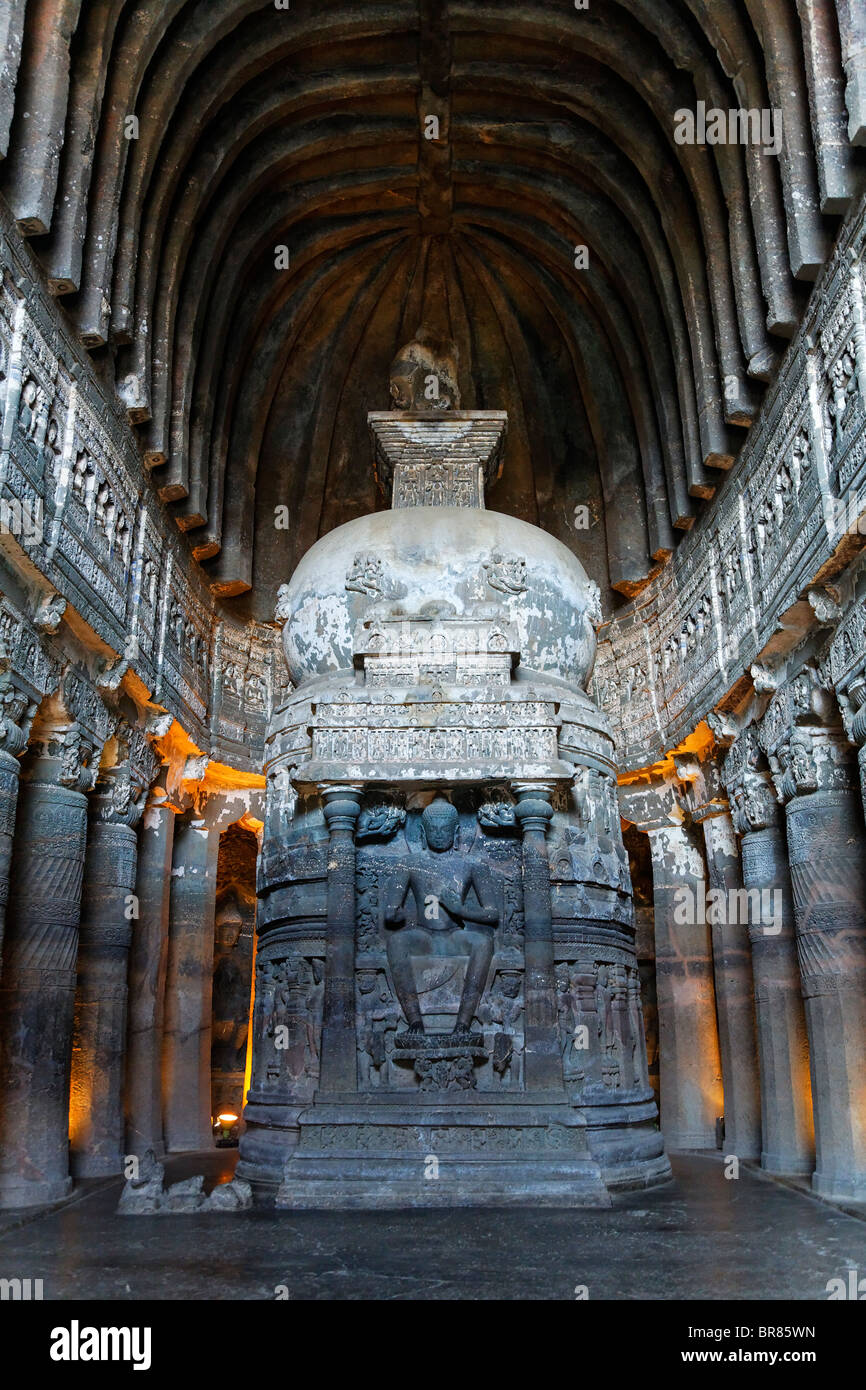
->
<box><xmin>1</xmin><ymin>0</ymin><xmax>864</xmax><ymax>621</ymax></box>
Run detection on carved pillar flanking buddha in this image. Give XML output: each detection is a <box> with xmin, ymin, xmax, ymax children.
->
<box><xmin>513</xmin><ymin>781</ymin><xmax>563</xmax><ymax>1092</ymax></box>
<box><xmin>677</xmin><ymin>754</ymin><xmax>761</xmax><ymax>1160</ymax></box>
<box><xmin>620</xmin><ymin>779</ymin><xmax>723</xmax><ymax>1150</ymax></box>
<box><xmin>318</xmin><ymin>784</ymin><xmax>363</xmax><ymax>1094</ymax></box>
<box><xmin>723</xmin><ymin>730</ymin><xmax>814</xmax><ymax>1176</ymax></box>
<box><xmin>0</xmin><ymin>706</ymin><xmax>102</xmax><ymax>1207</ymax></box>
<box><xmin>125</xmin><ymin>777</ymin><xmax>176</xmax><ymax>1159</ymax></box>
<box><xmin>760</xmin><ymin>670</ymin><xmax>866</xmax><ymax>1201</ymax></box>
<box><xmin>69</xmin><ymin>733</ymin><xmax>157</xmax><ymax>1178</ymax></box>
<box><xmin>162</xmin><ymin>802</ymin><xmax>221</xmax><ymax>1152</ymax></box>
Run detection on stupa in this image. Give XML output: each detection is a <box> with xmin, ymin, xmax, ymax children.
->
<box><xmin>237</xmin><ymin>340</ymin><xmax>670</xmax><ymax>1206</ymax></box>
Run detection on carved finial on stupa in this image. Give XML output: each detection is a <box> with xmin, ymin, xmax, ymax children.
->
<box><xmin>388</xmin><ymin>331</ymin><xmax>460</xmax><ymax>411</ymax></box>
<box><xmin>369</xmin><ymin>332</ymin><xmax>506</xmax><ymax>510</ymax></box>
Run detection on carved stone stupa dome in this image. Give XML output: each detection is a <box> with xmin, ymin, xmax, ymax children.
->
<box><xmin>280</xmin><ymin>504</ymin><xmax>601</xmax><ymax>691</ymax></box>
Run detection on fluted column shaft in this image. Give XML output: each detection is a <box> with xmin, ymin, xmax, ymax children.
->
<box><xmin>760</xmin><ymin>678</ymin><xmax>866</xmax><ymax>1202</ymax></box>
<box><xmin>726</xmin><ymin>736</ymin><xmax>814</xmax><ymax>1176</ymax></box>
<box><xmin>848</xmin><ymin>678</ymin><xmax>866</xmax><ymax>829</ymax></box>
<box><xmin>0</xmin><ymin>727</ymin><xmax>92</xmax><ymax>1206</ymax></box>
<box><xmin>785</xmin><ymin>781</ymin><xmax>866</xmax><ymax>1201</ymax></box>
<box><xmin>739</xmin><ymin>819</ymin><xmax>814</xmax><ymax>1174</ymax></box>
<box><xmin>0</xmin><ymin>746</ymin><xmax>21</xmax><ymax>961</ymax></box>
<box><xmin>69</xmin><ymin>766</ymin><xmax>144</xmax><ymax>1177</ymax></box>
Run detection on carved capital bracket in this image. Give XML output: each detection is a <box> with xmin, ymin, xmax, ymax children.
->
<box><xmin>617</xmin><ymin>775</ymin><xmax>684</xmax><ymax>835</ymax></box>
<box><xmin>673</xmin><ymin>752</ymin><xmax>728</xmax><ymax>824</ymax></box>
<box><xmin>89</xmin><ymin>762</ymin><xmax>147</xmax><ymax>827</ymax></box>
<box><xmin>24</xmin><ymin>721</ymin><xmax>98</xmax><ymax>793</ymax></box>
<box><xmin>759</xmin><ymin>665</ymin><xmax>857</xmax><ymax>801</ymax></box>
<box><xmin>32</xmin><ymin>591</ymin><xmax>66</xmax><ymax>635</ymax></box>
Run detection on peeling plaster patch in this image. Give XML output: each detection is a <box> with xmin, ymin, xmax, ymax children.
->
<box><xmin>705</xmin><ymin>817</ymin><xmax>738</xmax><ymax>860</ymax></box>
<box><xmin>655</xmin><ymin>827</ymin><xmax>704</xmax><ymax>879</ymax></box>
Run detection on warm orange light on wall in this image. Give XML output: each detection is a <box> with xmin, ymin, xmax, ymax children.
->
<box><xmin>242</xmin><ymin>930</ymin><xmax>257</xmax><ymax>1108</ymax></box>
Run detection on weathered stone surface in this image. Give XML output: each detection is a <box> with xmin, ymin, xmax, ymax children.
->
<box><xmin>163</xmin><ymin>811</ymin><xmax>221</xmax><ymax>1153</ymax></box>
<box><xmin>725</xmin><ymin>732</ymin><xmax>815</xmax><ymax>1177</ymax></box>
<box><xmin>117</xmin><ymin>1150</ymin><xmax>253</xmax><ymax>1215</ymax></box>
<box><xmin>620</xmin><ymin>780</ymin><xmax>724</xmax><ymax>1152</ymax></box>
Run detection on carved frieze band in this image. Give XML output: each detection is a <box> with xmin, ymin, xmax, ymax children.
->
<box><xmin>0</xmin><ymin>201</ymin><xmax>278</xmax><ymax>771</ymax></box>
<box><xmin>592</xmin><ymin>195</ymin><xmax>866</xmax><ymax>774</ymax></box>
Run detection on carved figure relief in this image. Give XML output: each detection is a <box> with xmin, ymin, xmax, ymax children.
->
<box><xmin>382</xmin><ymin>798</ymin><xmax>501</xmax><ymax>1044</ymax></box>
<box><xmin>483</xmin><ymin>552</ymin><xmax>527</xmax><ymax>595</ymax></box>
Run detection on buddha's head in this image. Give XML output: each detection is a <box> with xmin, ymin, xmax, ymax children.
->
<box><xmin>421</xmin><ymin>796</ymin><xmax>458</xmax><ymax>852</ymax></box>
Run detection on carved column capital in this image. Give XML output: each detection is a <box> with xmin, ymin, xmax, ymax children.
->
<box><xmin>723</xmin><ymin>728</ymin><xmax>782</xmax><ymax>833</ymax></box>
<box><xmin>767</xmin><ymin>726</ymin><xmax>857</xmax><ymax>802</ymax></box>
<box><xmin>0</xmin><ymin>674</ymin><xmax>35</xmax><ymax>758</ymax></box>
<box><xmin>512</xmin><ymin>781</ymin><xmax>554</xmax><ymax>835</ymax></box>
<box><xmin>23</xmin><ymin>721</ymin><xmax>98</xmax><ymax>793</ymax></box>
<box><xmin>320</xmin><ymin>784</ymin><xmax>363</xmax><ymax>832</ymax></box>
<box><xmin>89</xmin><ymin>762</ymin><xmax>147</xmax><ymax>827</ymax></box>
<box><xmin>759</xmin><ymin>669</ymin><xmax>858</xmax><ymax>802</ymax></box>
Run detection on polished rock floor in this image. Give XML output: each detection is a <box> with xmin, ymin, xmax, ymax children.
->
<box><xmin>1</xmin><ymin>1152</ymin><xmax>864</xmax><ymax>1300</ymax></box>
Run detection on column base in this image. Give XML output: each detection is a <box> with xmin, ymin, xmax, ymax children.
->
<box><xmin>0</xmin><ymin>1174</ymin><xmax>73</xmax><ymax>1209</ymax></box>
<box><xmin>70</xmin><ymin>1152</ymin><xmax>123</xmax><ymax>1179</ymax></box>
<box><xmin>664</xmin><ymin>1132</ymin><xmax>719</xmax><ymax>1151</ymax></box>
<box><xmin>761</xmin><ymin>1150</ymin><xmax>814</xmax><ymax>1177</ymax></box>
<box><xmin>165</xmin><ymin>1135</ymin><xmax>215</xmax><ymax>1155</ymax></box>
<box><xmin>812</xmin><ymin>1170</ymin><xmax>866</xmax><ymax>1204</ymax></box>
<box><xmin>720</xmin><ymin>1141</ymin><xmax>761</xmax><ymax>1161</ymax></box>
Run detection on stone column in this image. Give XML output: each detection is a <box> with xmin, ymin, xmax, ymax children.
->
<box><xmin>621</xmin><ymin>780</ymin><xmax>723</xmax><ymax>1150</ymax></box>
<box><xmin>318</xmin><ymin>785</ymin><xmax>362</xmax><ymax>1095</ymax></box>
<box><xmin>513</xmin><ymin>782</ymin><xmax>563</xmax><ymax>1092</ymax></box>
<box><xmin>125</xmin><ymin>781</ymin><xmax>175</xmax><ymax>1159</ymax></box>
<box><xmin>0</xmin><ymin>670</ymin><xmax>32</xmax><ymax>966</ymax></box>
<box><xmin>678</xmin><ymin>755</ymin><xmax>762</xmax><ymax>1159</ymax></box>
<box><xmin>761</xmin><ymin>674</ymin><xmax>866</xmax><ymax>1201</ymax></box>
<box><xmin>162</xmin><ymin>804</ymin><xmax>220</xmax><ymax>1151</ymax></box>
<box><xmin>68</xmin><ymin>764</ymin><xmax>145</xmax><ymax>1177</ymax></box>
<box><xmin>847</xmin><ymin>675</ymin><xmax>866</xmax><ymax>824</ymax></box>
<box><xmin>0</xmin><ymin>720</ymin><xmax>95</xmax><ymax>1206</ymax></box>
<box><xmin>724</xmin><ymin>731</ymin><xmax>813</xmax><ymax>1175</ymax></box>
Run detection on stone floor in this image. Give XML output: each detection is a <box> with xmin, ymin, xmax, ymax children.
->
<box><xmin>1</xmin><ymin>1152</ymin><xmax>864</xmax><ymax>1300</ymax></box>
